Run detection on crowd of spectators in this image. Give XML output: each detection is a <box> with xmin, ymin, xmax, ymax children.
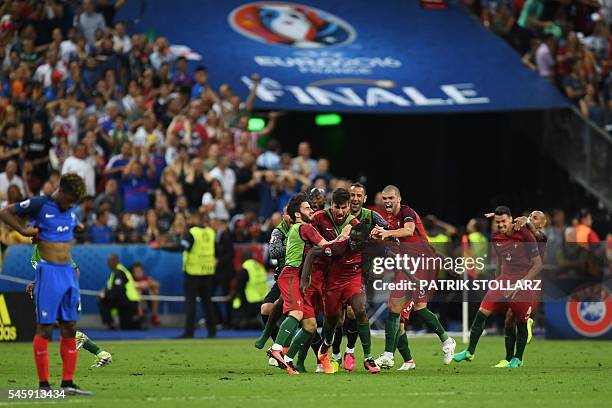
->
<box><xmin>0</xmin><ymin>0</ymin><xmax>341</xmax><ymax>248</ymax></box>
<box><xmin>464</xmin><ymin>0</ymin><xmax>612</xmax><ymax>128</ymax></box>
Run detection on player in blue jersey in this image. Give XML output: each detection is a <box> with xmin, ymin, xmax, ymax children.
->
<box><xmin>0</xmin><ymin>173</ymin><xmax>91</xmax><ymax>395</ymax></box>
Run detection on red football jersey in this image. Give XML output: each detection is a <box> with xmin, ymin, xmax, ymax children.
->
<box><xmin>312</xmin><ymin>209</ymin><xmax>359</xmax><ymax>241</ymax></box>
<box><xmin>384</xmin><ymin>205</ymin><xmax>429</xmax><ymax>244</ymax></box>
<box><xmin>492</xmin><ymin>226</ymin><xmax>540</xmax><ymax>279</ymax></box>
<box><xmin>323</xmin><ymin>237</ymin><xmax>362</xmax><ymax>286</ymax></box>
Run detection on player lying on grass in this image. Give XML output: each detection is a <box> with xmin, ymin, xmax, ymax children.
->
<box><xmin>0</xmin><ymin>173</ymin><xmax>91</xmax><ymax>394</ymax></box>
<box><xmin>301</xmin><ymin>221</ymin><xmax>380</xmax><ymax>374</ymax></box>
<box><xmin>454</xmin><ymin>206</ymin><xmax>543</xmax><ymax>368</ymax></box>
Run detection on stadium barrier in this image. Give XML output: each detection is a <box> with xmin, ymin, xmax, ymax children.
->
<box><xmin>0</xmin><ymin>244</ymin><xmax>269</xmax><ymax>315</ymax></box>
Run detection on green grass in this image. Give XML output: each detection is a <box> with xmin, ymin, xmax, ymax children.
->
<box><xmin>1</xmin><ymin>336</ymin><xmax>611</xmax><ymax>407</ymax></box>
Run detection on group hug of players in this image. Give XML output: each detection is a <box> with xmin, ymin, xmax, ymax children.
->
<box><xmin>253</xmin><ymin>183</ymin><xmax>547</xmax><ymax>375</ymax></box>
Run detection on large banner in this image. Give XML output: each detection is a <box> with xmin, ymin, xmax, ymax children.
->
<box><xmin>121</xmin><ymin>0</ymin><xmax>569</xmax><ymax>113</ymax></box>
<box><xmin>0</xmin><ymin>292</ymin><xmax>36</xmax><ymax>342</ymax></box>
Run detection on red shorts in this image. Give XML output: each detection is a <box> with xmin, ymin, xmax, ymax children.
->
<box><xmin>389</xmin><ymin>270</ymin><xmax>435</xmax><ymax>303</ymax></box>
<box><xmin>278</xmin><ymin>267</ymin><xmax>316</xmax><ymax>319</ymax></box>
<box><xmin>401</xmin><ymin>301</ymin><xmax>415</xmax><ymax>321</ymax></box>
<box><xmin>303</xmin><ymin>268</ymin><xmax>325</xmax><ymax>316</ymax></box>
<box><xmin>324</xmin><ymin>276</ymin><xmax>364</xmax><ymax>316</ymax></box>
<box><xmin>480</xmin><ymin>289</ymin><xmax>536</xmax><ymax>323</ymax></box>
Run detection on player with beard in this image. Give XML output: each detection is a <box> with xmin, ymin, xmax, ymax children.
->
<box><xmin>351</xmin><ymin>183</ymin><xmax>414</xmax><ymax>370</ymax></box>
<box><xmin>491</xmin><ymin>210</ymin><xmax>547</xmax><ymax>368</ymax></box>
<box><xmin>454</xmin><ymin>206</ymin><xmax>543</xmax><ymax>368</ymax></box>
<box><xmin>308</xmin><ymin>188</ymin><xmax>359</xmax><ymax>372</ymax></box>
<box><xmin>301</xmin><ymin>222</ymin><xmax>380</xmax><ymax>374</ymax></box>
<box><xmin>267</xmin><ymin>193</ymin><xmax>348</xmax><ymax>374</ymax></box>
<box><xmin>254</xmin><ymin>207</ymin><xmax>292</xmax><ymax>358</ymax></box>
<box><xmin>372</xmin><ymin>185</ymin><xmax>456</xmax><ymax>369</ymax></box>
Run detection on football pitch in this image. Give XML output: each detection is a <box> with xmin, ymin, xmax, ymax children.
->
<box><xmin>1</xmin><ymin>337</ymin><xmax>610</xmax><ymax>407</ymax></box>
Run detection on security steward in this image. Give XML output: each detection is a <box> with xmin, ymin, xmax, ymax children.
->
<box><xmin>178</xmin><ymin>213</ymin><xmax>217</xmax><ymax>338</ymax></box>
<box><xmin>231</xmin><ymin>251</ymin><xmax>269</xmax><ymax>329</ymax></box>
<box><xmin>98</xmin><ymin>253</ymin><xmax>143</xmax><ymax>330</ymax></box>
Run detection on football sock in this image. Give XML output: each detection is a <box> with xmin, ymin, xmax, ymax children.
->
<box><xmin>274</xmin><ymin>316</ymin><xmax>299</xmax><ymax>349</ymax></box>
<box><xmin>332</xmin><ymin>326</ymin><xmax>343</xmax><ymax>355</ymax></box>
<box><xmin>60</xmin><ymin>337</ymin><xmax>78</xmax><ymax>384</ymax></box>
<box><xmin>515</xmin><ymin>322</ymin><xmax>528</xmax><ymax>361</ymax></box>
<box><xmin>414</xmin><ymin>308</ymin><xmax>449</xmax><ymax>342</ymax></box>
<box><xmin>396</xmin><ymin>332</ymin><xmax>412</xmax><ymax>361</ymax></box>
<box><xmin>33</xmin><ymin>335</ymin><xmax>49</xmax><ymax>385</ymax></box>
<box><xmin>504</xmin><ymin>324</ymin><xmax>517</xmax><ymax>362</ymax></box>
<box><xmin>345</xmin><ymin>318</ymin><xmax>359</xmax><ymax>349</ymax></box>
<box><xmin>310</xmin><ymin>330</ymin><xmax>322</xmax><ymax>362</ymax></box>
<box><xmin>468</xmin><ymin>311</ymin><xmax>488</xmax><ymax>354</ymax></box>
<box><xmin>82</xmin><ymin>338</ymin><xmax>102</xmax><ymax>356</ymax></box>
<box><xmin>287</xmin><ymin>329</ymin><xmax>313</xmax><ymax>360</ymax></box>
<box><xmin>358</xmin><ymin>323</ymin><xmax>372</xmax><ymax>358</ymax></box>
<box><xmin>384</xmin><ymin>312</ymin><xmax>401</xmax><ymax>353</ymax></box>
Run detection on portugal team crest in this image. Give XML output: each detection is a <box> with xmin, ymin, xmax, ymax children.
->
<box><xmin>228</xmin><ymin>2</ymin><xmax>356</xmax><ymax>48</ymax></box>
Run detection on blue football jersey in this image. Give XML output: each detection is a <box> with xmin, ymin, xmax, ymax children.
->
<box><xmin>15</xmin><ymin>196</ymin><xmax>77</xmax><ymax>242</ymax></box>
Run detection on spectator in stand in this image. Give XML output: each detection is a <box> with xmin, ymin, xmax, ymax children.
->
<box><xmin>184</xmin><ymin>157</ymin><xmax>211</xmax><ymax>209</ymax></box>
<box><xmin>234</xmin><ymin>150</ymin><xmax>261</xmax><ymax>214</ymax></box>
<box><xmin>545</xmin><ymin>208</ymin><xmax>566</xmax><ymax>264</ymax></box>
<box><xmin>210</xmin><ymin>154</ymin><xmax>236</xmax><ymax>202</ymax></box>
<box><xmin>256</xmin><ymin>139</ymin><xmax>281</xmax><ymax>170</ymax></box>
<box><xmin>95</xmin><ymin>178</ymin><xmax>122</xmax><ymax>214</ymax></box>
<box><xmin>224</xmin><ymin>74</ymin><xmax>259</xmax><ymax>128</ymax></box>
<box><xmin>536</xmin><ymin>34</ymin><xmax>556</xmax><ymax>81</ymax></box>
<box><xmin>121</xmin><ymin>151</ymin><xmax>156</xmax><ymax>213</ymax></box>
<box><xmin>580</xmin><ymin>82</ymin><xmax>606</xmax><ymax>125</ymax></box>
<box><xmin>77</xmin><ymin>0</ymin><xmax>108</xmax><ymax>46</ymax></box>
<box><xmin>564</xmin><ymin>61</ymin><xmax>588</xmax><ymax>105</ymax></box>
<box><xmin>0</xmin><ymin>124</ymin><xmax>23</xmax><ymax>172</ymax></box>
<box><xmin>112</xmin><ymin>21</ymin><xmax>131</xmax><ymax>54</ymax></box>
<box><xmin>191</xmin><ymin>65</ymin><xmax>210</xmax><ymax>100</ymax></box>
<box><xmin>75</xmin><ymin>196</ymin><xmax>96</xmax><ymax>226</ymax></box>
<box><xmin>521</xmin><ymin>37</ymin><xmax>541</xmax><ymax>70</ymax></box>
<box><xmin>173</xmin><ymin>56</ymin><xmax>193</xmax><ymax>88</ymax></box>
<box><xmin>292</xmin><ymin>141</ymin><xmax>317</xmax><ymax>178</ymax></box>
<box><xmin>150</xmin><ymin>37</ymin><xmax>174</xmax><ymax>70</ymax></box>
<box><xmin>141</xmin><ymin>208</ymin><xmax>162</xmax><ymax>244</ymax></box>
<box><xmin>203</xmin><ymin>142</ymin><xmax>220</xmax><ymax>172</ymax></box>
<box><xmin>0</xmin><ymin>159</ymin><xmax>26</xmax><ymax>200</ymax></box>
<box><xmin>131</xmin><ymin>261</ymin><xmax>161</xmax><ymax>326</ymax></box>
<box><xmin>153</xmin><ymin>190</ymin><xmax>174</xmax><ymax>233</ymax></box>
<box><xmin>515</xmin><ymin>0</ymin><xmax>553</xmax><ymax>54</ymax></box>
<box><xmin>62</xmin><ymin>142</ymin><xmax>96</xmax><ymax>196</ymax></box>
<box><xmin>202</xmin><ymin>178</ymin><xmax>233</xmax><ymax>221</ymax></box>
<box><xmin>211</xmin><ymin>214</ymin><xmax>234</xmax><ymax>327</ymax></box>
<box><xmin>105</xmin><ymin>142</ymin><xmax>132</xmax><ymax>181</ymax></box>
<box><xmin>159</xmin><ymin>167</ymin><xmax>183</xmax><ymax>208</ymax></box>
<box><xmin>87</xmin><ymin>209</ymin><xmax>114</xmax><ymax>244</ymax></box>
<box><xmin>133</xmin><ymin>110</ymin><xmax>164</xmax><ymax>148</ymax></box>
<box><xmin>116</xmin><ymin>212</ymin><xmax>140</xmax><ymax>243</ymax></box>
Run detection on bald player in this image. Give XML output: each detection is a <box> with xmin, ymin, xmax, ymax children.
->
<box><xmin>372</xmin><ymin>185</ymin><xmax>456</xmax><ymax>368</ymax></box>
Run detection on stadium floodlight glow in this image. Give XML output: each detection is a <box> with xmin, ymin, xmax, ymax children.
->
<box><xmin>315</xmin><ymin>113</ymin><xmax>342</xmax><ymax>126</ymax></box>
<box><xmin>248</xmin><ymin>118</ymin><xmax>266</xmax><ymax>131</ymax></box>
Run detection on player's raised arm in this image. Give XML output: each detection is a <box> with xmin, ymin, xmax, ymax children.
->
<box><xmin>0</xmin><ymin>199</ymin><xmax>41</xmax><ymax>237</ymax></box>
<box><xmin>375</xmin><ymin>220</ymin><xmax>415</xmax><ymax>240</ymax></box>
<box><xmin>300</xmin><ymin>245</ymin><xmax>324</xmax><ymax>293</ymax></box>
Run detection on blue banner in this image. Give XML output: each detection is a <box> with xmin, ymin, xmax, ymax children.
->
<box><xmin>121</xmin><ymin>0</ymin><xmax>569</xmax><ymax>113</ymax></box>
<box><xmin>545</xmin><ymin>301</ymin><xmax>612</xmax><ymax>339</ymax></box>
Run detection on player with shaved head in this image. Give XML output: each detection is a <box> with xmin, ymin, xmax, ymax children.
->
<box><xmin>372</xmin><ymin>185</ymin><xmax>456</xmax><ymax>369</ymax></box>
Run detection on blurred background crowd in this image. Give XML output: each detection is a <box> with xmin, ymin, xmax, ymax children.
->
<box><xmin>464</xmin><ymin>0</ymin><xmax>612</xmax><ymax>128</ymax></box>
